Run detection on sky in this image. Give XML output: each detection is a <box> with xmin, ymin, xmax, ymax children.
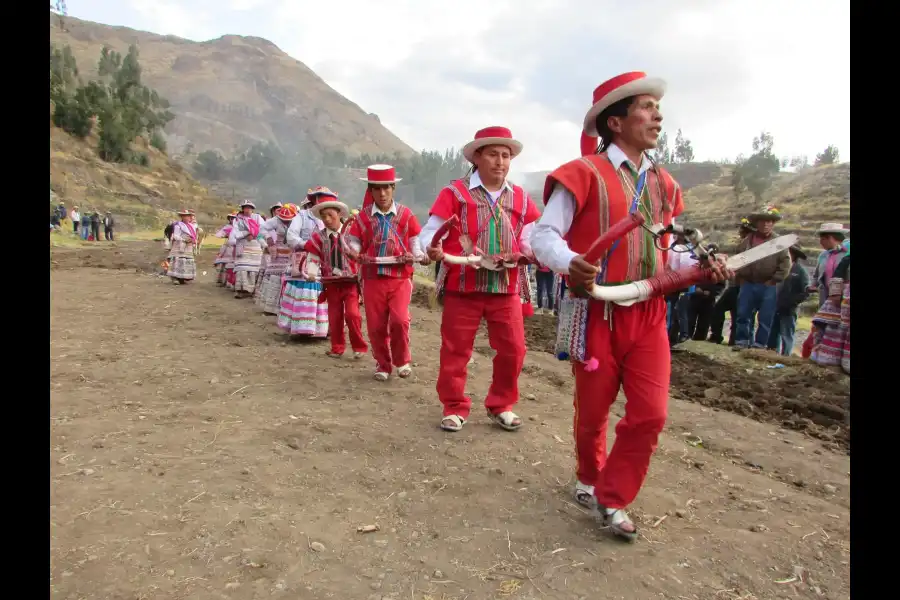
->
<box><xmin>61</xmin><ymin>0</ymin><xmax>850</xmax><ymax>176</ymax></box>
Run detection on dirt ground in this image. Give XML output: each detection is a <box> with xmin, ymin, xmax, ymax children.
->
<box><xmin>524</xmin><ymin>318</ymin><xmax>850</xmax><ymax>453</ymax></box>
<box><xmin>51</xmin><ymin>241</ymin><xmax>850</xmax><ymax>600</ymax></box>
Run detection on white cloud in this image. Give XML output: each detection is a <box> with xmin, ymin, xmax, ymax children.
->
<box><xmin>72</xmin><ymin>0</ymin><xmax>850</xmax><ymax>173</ymax></box>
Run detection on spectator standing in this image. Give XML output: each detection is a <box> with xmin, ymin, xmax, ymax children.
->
<box><xmin>80</xmin><ymin>212</ymin><xmax>91</xmax><ymax>240</ymax></box>
<box><xmin>732</xmin><ymin>206</ymin><xmax>790</xmax><ymax>350</ymax></box>
<box><xmin>767</xmin><ymin>244</ymin><xmax>811</xmax><ymax>356</ymax></box>
<box><xmin>90</xmin><ymin>211</ymin><xmax>101</xmax><ymax>241</ymax></box>
<box><xmin>70</xmin><ymin>206</ymin><xmax>81</xmax><ymax>234</ymax></box>
<box><xmin>104</xmin><ymin>212</ymin><xmax>116</xmax><ymax>241</ymax></box>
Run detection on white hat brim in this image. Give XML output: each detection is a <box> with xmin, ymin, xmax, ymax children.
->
<box><xmin>310</xmin><ymin>201</ymin><xmax>350</xmax><ymax>221</ymax></box>
<box><xmin>816</xmin><ymin>228</ymin><xmax>850</xmax><ymax>235</ymax></box>
<box><xmin>583</xmin><ymin>77</ymin><xmax>667</xmax><ymax>136</ymax></box>
<box><xmin>239</xmin><ymin>202</ymin><xmax>256</xmax><ymax>209</ymax></box>
<box><xmin>359</xmin><ymin>178</ymin><xmax>403</xmax><ymax>184</ymax></box>
<box><xmin>462</xmin><ymin>138</ymin><xmax>523</xmax><ymax>162</ymax></box>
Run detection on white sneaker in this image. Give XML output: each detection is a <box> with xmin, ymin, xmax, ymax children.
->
<box><xmin>374</xmin><ymin>372</ymin><xmax>389</xmax><ymax>382</ymax></box>
<box><xmin>397</xmin><ymin>364</ymin><xmax>412</xmax><ymax>378</ymax></box>
<box><xmin>574</xmin><ymin>481</ymin><xmax>596</xmax><ymax>509</ymax></box>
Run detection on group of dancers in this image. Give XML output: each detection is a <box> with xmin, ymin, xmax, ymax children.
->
<box><xmin>161</xmin><ymin>71</ymin><xmax>738</xmax><ymax>543</ymax></box>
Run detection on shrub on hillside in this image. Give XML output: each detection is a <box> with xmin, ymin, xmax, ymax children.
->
<box><xmin>50</xmin><ymin>42</ymin><xmax>174</xmax><ymax>164</ymax></box>
<box><xmin>52</xmin><ymin>93</ymin><xmax>93</xmax><ymax>138</ymax></box>
<box><xmin>150</xmin><ymin>130</ymin><xmax>167</xmax><ymax>153</ymax></box>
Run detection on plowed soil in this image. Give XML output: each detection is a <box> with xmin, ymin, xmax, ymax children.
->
<box><xmin>50</xmin><ymin>240</ymin><xmax>850</xmax><ymax>600</ymax></box>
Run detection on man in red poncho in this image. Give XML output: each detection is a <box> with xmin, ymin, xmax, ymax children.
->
<box><xmin>531</xmin><ymin>72</ymin><xmax>729</xmax><ymax>541</ymax></box>
<box><xmin>345</xmin><ymin>165</ymin><xmax>426</xmax><ymax>381</ymax></box>
<box><xmin>423</xmin><ymin>126</ymin><xmax>541</xmax><ymax>433</ymax></box>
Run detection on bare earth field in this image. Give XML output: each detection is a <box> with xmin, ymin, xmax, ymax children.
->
<box><xmin>50</xmin><ymin>241</ymin><xmax>850</xmax><ymax>600</ymax></box>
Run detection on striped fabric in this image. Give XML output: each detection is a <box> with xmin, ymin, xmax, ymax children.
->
<box><xmin>346</xmin><ymin>203</ymin><xmax>421</xmax><ymax>280</ymax></box>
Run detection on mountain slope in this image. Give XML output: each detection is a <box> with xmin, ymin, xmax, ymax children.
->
<box><xmin>49</xmin><ymin>13</ymin><xmax>414</xmax><ymax>159</ymax></box>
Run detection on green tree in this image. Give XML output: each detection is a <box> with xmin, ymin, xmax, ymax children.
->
<box><xmin>731</xmin><ymin>132</ymin><xmax>781</xmax><ymax>202</ymax></box>
<box><xmin>233</xmin><ymin>142</ymin><xmax>281</xmax><ymax>183</ymax></box>
<box><xmin>814</xmin><ymin>145</ymin><xmax>840</xmax><ymax>166</ymax></box>
<box><xmin>790</xmin><ymin>155</ymin><xmax>810</xmax><ymax>169</ymax></box>
<box><xmin>74</xmin><ymin>44</ymin><xmax>175</xmax><ymax>162</ymax></box>
<box><xmin>673</xmin><ymin>129</ymin><xmax>695</xmax><ymax>163</ymax></box>
<box><xmin>652</xmin><ymin>131</ymin><xmax>672</xmax><ymax>164</ymax></box>
<box><xmin>195</xmin><ymin>150</ymin><xmax>228</xmax><ymax>180</ymax></box>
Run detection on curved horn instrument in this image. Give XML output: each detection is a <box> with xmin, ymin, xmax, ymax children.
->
<box><xmin>431</xmin><ymin>214</ymin><xmax>528</xmax><ymax>270</ymax></box>
<box><xmin>583</xmin><ymin>212</ymin><xmax>646</xmax><ymax>264</ymax></box>
<box><xmin>589</xmin><ymin>234</ymin><xmax>799</xmax><ymax>305</ymax></box>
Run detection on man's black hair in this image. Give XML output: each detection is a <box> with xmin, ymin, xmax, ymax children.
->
<box><xmin>594</xmin><ymin>96</ymin><xmax>638</xmax><ymax>154</ymax></box>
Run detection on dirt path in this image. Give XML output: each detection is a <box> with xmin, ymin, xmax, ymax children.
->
<box><xmin>50</xmin><ymin>242</ymin><xmax>850</xmax><ymax>600</ymax></box>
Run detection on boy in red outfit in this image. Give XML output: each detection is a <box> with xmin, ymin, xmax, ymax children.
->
<box><xmin>303</xmin><ymin>199</ymin><xmax>368</xmax><ymax>359</ymax></box>
<box><xmin>422</xmin><ymin>126</ymin><xmax>541</xmax><ymax>433</ymax></box>
<box><xmin>345</xmin><ymin>165</ymin><xmax>426</xmax><ymax>381</ymax></box>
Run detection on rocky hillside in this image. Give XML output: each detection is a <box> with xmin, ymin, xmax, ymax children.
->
<box><xmin>49</xmin><ymin>13</ymin><xmax>414</xmax><ymax>160</ymax></box>
<box><xmin>50</xmin><ymin>110</ymin><xmax>232</xmax><ymax>231</ymax></box>
<box><xmin>521</xmin><ymin>162</ymin><xmax>850</xmax><ymax>260</ymax></box>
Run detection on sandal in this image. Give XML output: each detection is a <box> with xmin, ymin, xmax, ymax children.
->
<box><xmin>440</xmin><ymin>415</ymin><xmax>467</xmax><ymax>432</ymax></box>
<box><xmin>373</xmin><ymin>372</ymin><xmax>389</xmax><ymax>382</ymax></box>
<box><xmin>487</xmin><ymin>410</ymin><xmax>522</xmax><ymax>431</ymax></box>
<box><xmin>353</xmin><ymin>352</ymin><xmax>365</xmax><ymax>359</ymax></box>
<box><xmin>397</xmin><ymin>364</ymin><xmax>412</xmax><ymax>378</ymax></box>
<box><xmin>573</xmin><ymin>482</ymin><xmax>596</xmax><ymax>509</ymax></box>
<box><xmin>596</xmin><ymin>506</ymin><xmax>638</xmax><ymax>542</ymax></box>
<box><xmin>326</xmin><ymin>351</ymin><xmax>343</xmax><ymax>359</ymax></box>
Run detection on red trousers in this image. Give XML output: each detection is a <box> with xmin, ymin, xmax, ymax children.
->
<box><xmin>325</xmin><ymin>281</ymin><xmax>367</xmax><ymax>354</ymax></box>
<box><xmin>362</xmin><ymin>276</ymin><xmax>413</xmax><ymax>373</ymax></box>
<box><xmin>438</xmin><ymin>292</ymin><xmax>526</xmax><ymax>419</ymax></box>
<box><xmin>574</xmin><ymin>297</ymin><xmax>670</xmax><ymax>509</ymax></box>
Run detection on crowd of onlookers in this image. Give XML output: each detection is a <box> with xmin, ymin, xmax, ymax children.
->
<box><xmin>525</xmin><ymin>205</ymin><xmax>850</xmax><ymax>373</ymax></box>
<box><xmin>663</xmin><ymin>207</ymin><xmax>849</xmax><ymax>373</ymax></box>
<box><xmin>50</xmin><ymin>202</ymin><xmax>116</xmax><ymax>241</ymax></box>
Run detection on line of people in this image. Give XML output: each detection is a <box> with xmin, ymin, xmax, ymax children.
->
<box><xmin>50</xmin><ymin>202</ymin><xmax>116</xmax><ymax>240</ymax></box>
<box><xmin>149</xmin><ymin>71</ymin><xmax>831</xmax><ymax>545</ymax></box>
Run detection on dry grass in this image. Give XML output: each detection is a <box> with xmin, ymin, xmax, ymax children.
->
<box><xmin>49</xmin><ymin>117</ymin><xmax>233</xmax><ymax>233</ymax></box>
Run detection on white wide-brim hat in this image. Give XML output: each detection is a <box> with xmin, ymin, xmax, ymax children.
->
<box><xmin>310</xmin><ymin>200</ymin><xmax>350</xmax><ymax>221</ymax></box>
<box><xmin>816</xmin><ymin>222</ymin><xmax>850</xmax><ymax>235</ymax></box>
<box><xmin>583</xmin><ymin>72</ymin><xmax>667</xmax><ymax>137</ymax></box>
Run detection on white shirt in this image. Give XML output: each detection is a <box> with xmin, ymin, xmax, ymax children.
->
<box><xmin>227</xmin><ymin>213</ymin><xmax>265</xmax><ymax>245</ymax></box>
<box><xmin>286</xmin><ymin>209</ymin><xmax>323</xmax><ymax>249</ymax></box>
<box><xmin>345</xmin><ymin>202</ymin><xmax>424</xmax><ymax>258</ymax></box>
<box><xmin>530</xmin><ymin>144</ymin><xmax>653</xmax><ymax>274</ymax></box>
<box><xmin>668</xmin><ymin>243</ymin><xmax>699</xmax><ymax>271</ymax></box>
<box><xmin>418</xmin><ymin>170</ymin><xmax>534</xmax><ymax>256</ymax></box>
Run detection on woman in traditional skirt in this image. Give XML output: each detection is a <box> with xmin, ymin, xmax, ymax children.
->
<box><xmin>257</xmin><ymin>203</ymin><xmax>298</xmax><ymax>315</ymax></box>
<box><xmin>254</xmin><ymin>203</ymin><xmax>284</xmax><ymax>299</ymax></box>
<box><xmin>213</xmin><ymin>213</ymin><xmax>236</xmax><ymax>286</ymax></box>
<box><xmin>808</xmin><ymin>253</ymin><xmax>850</xmax><ymax>373</ymax></box>
<box><xmin>277</xmin><ymin>188</ymin><xmax>332</xmax><ymax>337</ymax></box>
<box><xmin>228</xmin><ymin>200</ymin><xmax>267</xmax><ymax>299</ymax></box>
<box><xmin>166</xmin><ymin>209</ymin><xmax>198</xmax><ymax>284</ymax></box>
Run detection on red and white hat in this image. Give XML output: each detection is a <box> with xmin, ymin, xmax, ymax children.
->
<box><xmin>360</xmin><ymin>164</ymin><xmax>402</xmax><ymax>185</ymax></box>
<box><xmin>580</xmin><ymin>72</ymin><xmax>666</xmax><ymax>156</ymax></box>
<box><xmin>462</xmin><ymin>126</ymin><xmax>523</xmax><ymax>162</ymax></box>
<box><xmin>177</xmin><ymin>208</ymin><xmax>195</xmax><ymax>216</ymax></box>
